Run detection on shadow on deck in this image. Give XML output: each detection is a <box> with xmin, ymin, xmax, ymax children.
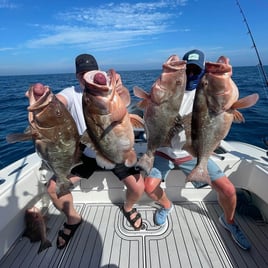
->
<box><xmin>1</xmin><ymin>201</ymin><xmax>268</xmax><ymax>268</ymax></box>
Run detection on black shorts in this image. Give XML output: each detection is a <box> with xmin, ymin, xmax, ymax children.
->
<box><xmin>71</xmin><ymin>154</ymin><xmax>140</xmax><ymax>181</ymax></box>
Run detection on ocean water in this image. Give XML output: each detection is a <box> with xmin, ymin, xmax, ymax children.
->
<box><xmin>1</xmin><ymin>67</ymin><xmax>268</xmax><ymax>169</ymax></box>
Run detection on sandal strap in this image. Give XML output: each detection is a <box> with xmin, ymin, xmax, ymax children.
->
<box><xmin>129</xmin><ymin>212</ymin><xmax>141</xmax><ymax>225</ymax></box>
<box><xmin>122</xmin><ymin>207</ymin><xmax>137</xmax><ymax>219</ymax></box>
<box><xmin>57</xmin><ymin>219</ymin><xmax>82</xmax><ymax>249</ymax></box>
<box><xmin>58</xmin><ymin>229</ymin><xmax>71</xmax><ymax>243</ymax></box>
<box><xmin>121</xmin><ymin>206</ymin><xmax>143</xmax><ymax>230</ymax></box>
<box><xmin>64</xmin><ymin>220</ymin><xmax>82</xmax><ymax>234</ymax></box>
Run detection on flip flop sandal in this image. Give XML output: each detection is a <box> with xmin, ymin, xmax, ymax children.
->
<box><xmin>121</xmin><ymin>206</ymin><xmax>143</xmax><ymax>230</ymax></box>
<box><xmin>57</xmin><ymin>218</ymin><xmax>83</xmax><ymax>249</ymax></box>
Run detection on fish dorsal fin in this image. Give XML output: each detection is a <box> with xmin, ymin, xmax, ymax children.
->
<box><xmin>129</xmin><ymin>114</ymin><xmax>144</xmax><ymax>129</ymax></box>
<box><xmin>231</xmin><ymin>93</ymin><xmax>259</xmax><ymax>109</ymax></box>
<box><xmin>163</xmin><ymin>114</ymin><xmax>184</xmax><ymax>146</ymax></box>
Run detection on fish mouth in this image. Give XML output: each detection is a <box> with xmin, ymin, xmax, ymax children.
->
<box><xmin>26</xmin><ymin>83</ymin><xmax>52</xmax><ymax>111</ymax></box>
<box><xmin>84</xmin><ymin>71</ymin><xmax>111</xmax><ymax>94</ymax></box>
<box><xmin>163</xmin><ymin>54</ymin><xmax>186</xmax><ymax>71</ymax></box>
<box><xmin>205</xmin><ymin>56</ymin><xmax>232</xmax><ymax>75</ymax></box>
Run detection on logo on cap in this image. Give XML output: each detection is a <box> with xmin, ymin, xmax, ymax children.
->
<box><xmin>188</xmin><ymin>53</ymin><xmax>200</xmax><ymax>61</ymax></box>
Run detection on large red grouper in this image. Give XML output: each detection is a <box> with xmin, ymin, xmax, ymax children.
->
<box><xmin>183</xmin><ymin>56</ymin><xmax>259</xmax><ymax>184</ymax></box>
<box><xmin>134</xmin><ymin>55</ymin><xmax>187</xmax><ymax>175</ymax></box>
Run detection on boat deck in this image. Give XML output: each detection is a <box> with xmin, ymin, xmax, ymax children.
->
<box><xmin>1</xmin><ymin>201</ymin><xmax>268</xmax><ymax>268</ymax></box>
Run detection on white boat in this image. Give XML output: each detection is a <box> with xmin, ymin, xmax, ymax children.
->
<box><xmin>0</xmin><ymin>134</ymin><xmax>268</xmax><ymax>268</ymax></box>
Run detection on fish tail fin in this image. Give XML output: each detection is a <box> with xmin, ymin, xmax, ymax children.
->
<box><xmin>186</xmin><ymin>165</ymin><xmax>211</xmax><ymax>185</ymax></box>
<box><xmin>57</xmin><ymin>181</ymin><xmax>74</xmax><ymax>196</ymax></box>
<box><xmin>38</xmin><ymin>239</ymin><xmax>52</xmax><ymax>254</ymax></box>
<box><xmin>124</xmin><ymin>150</ymin><xmax>137</xmax><ymax>167</ymax></box>
<box><xmin>136</xmin><ymin>153</ymin><xmax>154</xmax><ymax>176</ymax></box>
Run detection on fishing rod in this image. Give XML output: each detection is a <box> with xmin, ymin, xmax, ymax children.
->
<box><xmin>236</xmin><ymin>0</ymin><xmax>268</xmax><ymax>151</ymax></box>
<box><xmin>235</xmin><ymin>0</ymin><xmax>268</xmax><ymax>89</ymax></box>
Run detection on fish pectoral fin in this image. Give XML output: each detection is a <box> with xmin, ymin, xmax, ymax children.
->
<box><xmin>231</xmin><ymin>93</ymin><xmax>259</xmax><ymax>109</ymax></box>
<box><xmin>133</xmin><ymin>86</ymin><xmax>149</xmax><ymax>99</ymax></box>
<box><xmin>133</xmin><ymin>86</ymin><xmax>150</xmax><ymax>110</ymax></box>
<box><xmin>136</xmin><ymin>100</ymin><xmax>148</xmax><ymax>110</ymax></box>
<box><xmin>6</xmin><ymin>132</ymin><xmax>32</xmax><ymax>143</ymax></box>
<box><xmin>233</xmin><ymin>110</ymin><xmax>245</xmax><ymax>123</ymax></box>
<box><xmin>129</xmin><ymin>114</ymin><xmax>144</xmax><ymax>128</ymax></box>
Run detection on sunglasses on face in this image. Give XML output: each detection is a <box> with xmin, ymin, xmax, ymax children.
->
<box><xmin>186</xmin><ymin>65</ymin><xmax>202</xmax><ymax>76</ymax></box>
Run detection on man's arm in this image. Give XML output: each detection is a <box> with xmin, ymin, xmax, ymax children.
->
<box><xmin>56</xmin><ymin>93</ymin><xmax>68</xmax><ymax>107</ymax></box>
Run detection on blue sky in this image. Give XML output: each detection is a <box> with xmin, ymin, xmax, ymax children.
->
<box><xmin>0</xmin><ymin>0</ymin><xmax>267</xmax><ymax>75</ymax></box>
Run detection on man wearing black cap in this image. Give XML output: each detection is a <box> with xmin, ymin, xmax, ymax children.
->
<box><xmin>47</xmin><ymin>54</ymin><xmax>144</xmax><ymax>249</ymax></box>
<box><xmin>143</xmin><ymin>49</ymin><xmax>251</xmax><ymax>250</ymax></box>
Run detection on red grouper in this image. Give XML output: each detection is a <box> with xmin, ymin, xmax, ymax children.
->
<box><xmin>81</xmin><ymin>69</ymin><xmax>144</xmax><ymax>169</ymax></box>
<box><xmin>7</xmin><ymin>83</ymin><xmax>82</xmax><ymax>194</ymax></box>
<box><xmin>183</xmin><ymin>56</ymin><xmax>259</xmax><ymax>184</ymax></box>
<box><xmin>134</xmin><ymin>55</ymin><xmax>187</xmax><ymax>175</ymax></box>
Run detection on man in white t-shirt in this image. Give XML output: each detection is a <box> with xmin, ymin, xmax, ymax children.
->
<box><xmin>143</xmin><ymin>49</ymin><xmax>251</xmax><ymax>250</ymax></box>
<box><xmin>47</xmin><ymin>54</ymin><xmax>144</xmax><ymax>249</ymax></box>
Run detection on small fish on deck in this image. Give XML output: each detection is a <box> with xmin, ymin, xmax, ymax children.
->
<box><xmin>23</xmin><ymin>206</ymin><xmax>52</xmax><ymax>254</ymax></box>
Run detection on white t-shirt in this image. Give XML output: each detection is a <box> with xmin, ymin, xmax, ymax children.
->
<box><xmin>156</xmin><ymin>89</ymin><xmax>196</xmax><ymax>160</ymax></box>
<box><xmin>58</xmin><ymin>85</ymin><xmax>96</xmax><ymax>158</ymax></box>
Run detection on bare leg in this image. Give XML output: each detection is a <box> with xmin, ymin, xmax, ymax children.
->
<box><xmin>46</xmin><ymin>177</ymin><xmax>82</xmax><ymax>248</ymax></box>
<box><xmin>121</xmin><ymin>174</ymin><xmax>144</xmax><ymax>228</ymax></box>
<box><xmin>144</xmin><ymin>177</ymin><xmax>172</xmax><ymax>209</ymax></box>
<box><xmin>211</xmin><ymin>176</ymin><xmax>236</xmax><ymax>224</ymax></box>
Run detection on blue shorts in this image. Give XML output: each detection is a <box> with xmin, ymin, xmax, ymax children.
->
<box><xmin>148</xmin><ymin>154</ymin><xmax>225</xmax><ymax>183</ymax></box>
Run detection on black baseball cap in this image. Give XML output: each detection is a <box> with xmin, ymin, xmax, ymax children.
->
<box><xmin>75</xmin><ymin>54</ymin><xmax>99</xmax><ymax>73</ymax></box>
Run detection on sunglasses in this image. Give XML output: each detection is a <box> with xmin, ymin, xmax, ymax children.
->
<box><xmin>186</xmin><ymin>65</ymin><xmax>202</xmax><ymax>76</ymax></box>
